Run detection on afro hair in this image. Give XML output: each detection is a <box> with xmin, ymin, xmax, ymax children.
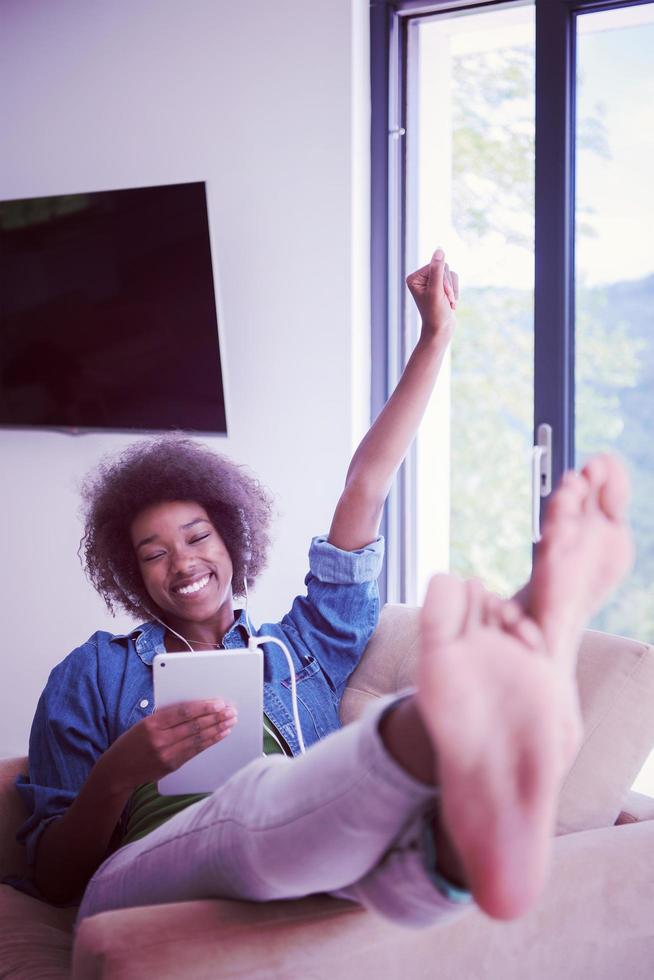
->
<box><xmin>79</xmin><ymin>435</ymin><xmax>274</xmax><ymax>621</ymax></box>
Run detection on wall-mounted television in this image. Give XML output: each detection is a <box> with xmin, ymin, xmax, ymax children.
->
<box><xmin>0</xmin><ymin>181</ymin><xmax>227</xmax><ymax>434</ymax></box>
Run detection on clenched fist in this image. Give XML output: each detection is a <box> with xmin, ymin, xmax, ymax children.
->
<box><xmin>406</xmin><ymin>248</ymin><xmax>459</xmax><ymax>344</ymax></box>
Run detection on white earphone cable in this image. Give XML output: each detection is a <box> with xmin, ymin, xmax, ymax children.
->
<box><xmin>248</xmin><ymin>634</ymin><xmax>306</xmax><ymax>754</ymax></box>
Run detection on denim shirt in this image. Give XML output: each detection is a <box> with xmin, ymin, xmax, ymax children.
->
<box><xmin>14</xmin><ymin>534</ymin><xmax>384</xmax><ymax>872</ymax></box>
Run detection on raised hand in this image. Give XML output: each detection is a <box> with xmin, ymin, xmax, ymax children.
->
<box><xmin>104</xmin><ymin>699</ymin><xmax>237</xmax><ymax>793</ymax></box>
<box><xmin>406</xmin><ymin>248</ymin><xmax>459</xmax><ymax>344</ymax></box>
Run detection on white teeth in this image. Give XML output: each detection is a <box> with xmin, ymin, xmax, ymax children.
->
<box><xmin>176</xmin><ymin>574</ymin><xmax>211</xmax><ymax>596</ymax></box>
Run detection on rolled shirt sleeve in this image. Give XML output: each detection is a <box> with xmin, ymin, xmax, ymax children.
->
<box><xmin>308</xmin><ymin>535</ymin><xmax>385</xmax><ymax>585</ymax></box>
<box><xmin>278</xmin><ymin>535</ymin><xmax>385</xmax><ymax>695</ymax></box>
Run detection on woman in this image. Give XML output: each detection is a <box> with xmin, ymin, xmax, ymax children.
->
<box><xmin>15</xmin><ymin>249</ymin><xmax>477</xmax><ymax>925</ymax></box>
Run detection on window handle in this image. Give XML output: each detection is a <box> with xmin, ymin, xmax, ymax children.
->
<box><xmin>531</xmin><ymin>423</ymin><xmax>552</xmax><ymax>543</ymax></box>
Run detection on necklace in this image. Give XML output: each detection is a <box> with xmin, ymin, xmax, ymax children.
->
<box><xmin>166</xmin><ymin>631</ymin><xmax>224</xmax><ymax>652</ymax></box>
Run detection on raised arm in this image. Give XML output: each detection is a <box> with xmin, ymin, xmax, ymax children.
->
<box><xmin>328</xmin><ymin>248</ymin><xmax>458</xmax><ymax>552</ymax></box>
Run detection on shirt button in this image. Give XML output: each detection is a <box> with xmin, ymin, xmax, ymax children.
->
<box><xmin>140</xmin><ymin>699</ymin><xmax>149</xmax><ymax>709</ymax></box>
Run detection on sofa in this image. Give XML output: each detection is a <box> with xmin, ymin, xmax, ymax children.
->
<box><xmin>1</xmin><ymin>603</ymin><xmax>653</xmax><ymax>979</ymax></box>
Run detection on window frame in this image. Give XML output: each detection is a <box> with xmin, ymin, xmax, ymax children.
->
<box><xmin>371</xmin><ymin>0</ymin><xmax>653</xmax><ymax>602</ymax></box>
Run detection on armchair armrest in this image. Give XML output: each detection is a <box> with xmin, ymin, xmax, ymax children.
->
<box><xmin>72</xmin><ymin>820</ymin><xmax>654</xmax><ymax>980</ymax></box>
<box><xmin>0</xmin><ymin>756</ymin><xmax>29</xmax><ymax>878</ymax></box>
<box><xmin>616</xmin><ymin>790</ymin><xmax>654</xmax><ymax>824</ymax></box>
<box><xmin>340</xmin><ymin>604</ymin><xmax>419</xmax><ymax>725</ymax></box>
<box><xmin>73</xmin><ymin>895</ymin><xmax>363</xmax><ymax>980</ymax></box>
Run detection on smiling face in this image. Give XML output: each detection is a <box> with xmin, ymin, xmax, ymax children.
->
<box><xmin>130</xmin><ymin>500</ymin><xmax>235</xmax><ymax>646</ymax></box>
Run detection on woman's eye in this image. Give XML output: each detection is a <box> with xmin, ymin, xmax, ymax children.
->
<box><xmin>143</xmin><ymin>552</ymin><xmax>165</xmax><ymax>563</ymax></box>
<box><xmin>190</xmin><ymin>533</ymin><xmax>211</xmax><ymax>545</ymax></box>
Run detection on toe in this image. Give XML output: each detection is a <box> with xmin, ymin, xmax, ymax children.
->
<box><xmin>549</xmin><ymin>471</ymin><xmax>589</xmax><ymax>520</ymax></box>
<box><xmin>421</xmin><ymin>574</ymin><xmax>470</xmax><ymax>645</ymax></box>
<box><xmin>499</xmin><ymin>598</ymin><xmax>522</xmax><ymax>628</ymax></box>
<box><xmin>482</xmin><ymin>593</ymin><xmax>504</xmax><ymax>628</ymax></box>
<box><xmin>582</xmin><ymin>453</ymin><xmax>630</xmax><ymax>522</ymax></box>
<box><xmin>509</xmin><ymin>614</ymin><xmax>544</xmax><ymax>652</ymax></box>
<box><xmin>499</xmin><ymin>600</ymin><xmax>543</xmax><ymax>651</ymax></box>
<box><xmin>463</xmin><ymin>578</ymin><xmax>488</xmax><ymax>632</ymax></box>
<box><xmin>539</xmin><ymin>472</ymin><xmax>587</xmax><ymax>550</ymax></box>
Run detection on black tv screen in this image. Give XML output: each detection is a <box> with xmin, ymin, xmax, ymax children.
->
<box><xmin>0</xmin><ymin>182</ymin><xmax>227</xmax><ymax>433</ymax></box>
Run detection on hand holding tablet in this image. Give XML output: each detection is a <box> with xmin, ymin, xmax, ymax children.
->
<box><xmin>100</xmin><ymin>696</ymin><xmax>237</xmax><ymax>798</ymax></box>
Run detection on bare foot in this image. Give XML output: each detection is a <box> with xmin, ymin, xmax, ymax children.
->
<box><xmin>526</xmin><ymin>453</ymin><xmax>634</xmax><ymax>669</ymax></box>
<box><xmin>417</xmin><ymin>578</ymin><xmax>567</xmax><ymax>919</ymax></box>
<box><xmin>416</xmin><ymin>454</ymin><xmax>632</xmax><ymax>919</ymax></box>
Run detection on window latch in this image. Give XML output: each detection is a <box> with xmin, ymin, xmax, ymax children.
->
<box><xmin>531</xmin><ymin>423</ymin><xmax>552</xmax><ymax>543</ymax></box>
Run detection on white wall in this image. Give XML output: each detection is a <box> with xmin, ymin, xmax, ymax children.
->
<box><xmin>0</xmin><ymin>0</ymin><xmax>370</xmax><ymax>755</ymax></box>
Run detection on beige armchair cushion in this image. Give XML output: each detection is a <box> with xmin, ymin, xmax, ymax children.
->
<box><xmin>0</xmin><ymin>758</ymin><xmax>77</xmax><ymax>979</ymax></box>
<box><xmin>72</xmin><ymin>819</ymin><xmax>654</xmax><ymax>980</ymax></box>
<box><xmin>0</xmin><ymin>885</ymin><xmax>76</xmax><ymax>980</ymax></box>
<box><xmin>0</xmin><ymin>756</ymin><xmax>29</xmax><ymax>880</ymax></box>
<box><xmin>557</xmin><ymin>629</ymin><xmax>654</xmax><ymax>832</ymax></box>
<box><xmin>341</xmin><ymin>606</ymin><xmax>654</xmax><ymax>835</ymax></box>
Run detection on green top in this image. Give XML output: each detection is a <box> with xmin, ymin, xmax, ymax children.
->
<box><xmin>121</xmin><ymin>713</ymin><xmax>290</xmax><ymax>847</ymax></box>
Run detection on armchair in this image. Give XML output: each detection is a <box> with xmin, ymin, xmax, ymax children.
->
<box><xmin>1</xmin><ymin>605</ymin><xmax>653</xmax><ymax>979</ymax></box>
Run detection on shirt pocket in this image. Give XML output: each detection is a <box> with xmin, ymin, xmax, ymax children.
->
<box><xmin>280</xmin><ymin>656</ymin><xmax>340</xmax><ymax>742</ymax></box>
<box><xmin>280</xmin><ymin>654</ymin><xmax>321</xmax><ymax>688</ymax></box>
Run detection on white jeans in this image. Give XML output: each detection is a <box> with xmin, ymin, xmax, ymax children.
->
<box><xmin>77</xmin><ymin>694</ymin><xmax>474</xmax><ymax>928</ymax></box>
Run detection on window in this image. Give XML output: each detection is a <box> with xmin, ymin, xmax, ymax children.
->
<box><xmin>372</xmin><ymin>0</ymin><xmax>654</xmax><ymax>795</ymax></box>
<box><xmin>574</xmin><ymin>4</ymin><xmax>654</xmax><ymax>643</ymax></box>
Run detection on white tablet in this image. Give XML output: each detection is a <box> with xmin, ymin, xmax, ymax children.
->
<box><xmin>152</xmin><ymin>649</ymin><xmax>263</xmax><ymax>795</ymax></box>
